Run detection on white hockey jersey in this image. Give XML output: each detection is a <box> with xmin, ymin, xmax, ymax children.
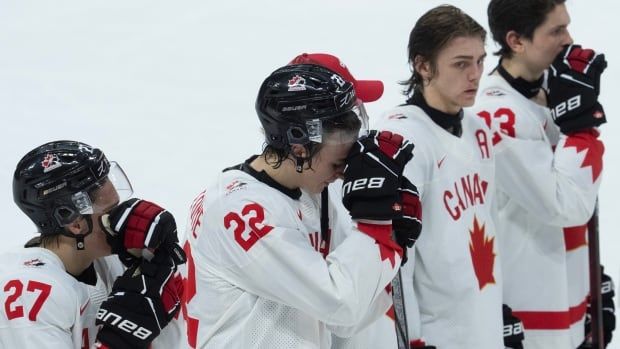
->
<box><xmin>0</xmin><ymin>247</ymin><xmax>123</xmax><ymax>349</ymax></box>
<box><xmin>176</xmin><ymin>159</ymin><xmax>398</xmax><ymax>349</ymax></box>
<box><xmin>370</xmin><ymin>104</ymin><xmax>504</xmax><ymax>348</ymax></box>
<box><xmin>473</xmin><ymin>74</ymin><xmax>603</xmax><ymax>348</ymax></box>
<box><xmin>328</xmin><ymin>179</ymin><xmax>399</xmax><ymax>349</ymax></box>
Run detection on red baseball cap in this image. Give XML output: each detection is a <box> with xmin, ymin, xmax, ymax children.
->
<box><xmin>288</xmin><ymin>53</ymin><xmax>384</xmax><ymax>103</ymax></box>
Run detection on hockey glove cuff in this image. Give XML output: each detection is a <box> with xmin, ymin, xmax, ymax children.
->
<box><xmin>393</xmin><ymin>176</ymin><xmax>422</xmax><ymax>265</ymax></box>
<box><xmin>96</xmin><ymin>247</ymin><xmax>185</xmax><ymax>349</ymax></box>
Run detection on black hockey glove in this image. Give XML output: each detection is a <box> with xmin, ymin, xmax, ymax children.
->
<box><xmin>101</xmin><ymin>198</ymin><xmax>180</xmax><ymax>267</ymax></box>
<box><xmin>547</xmin><ymin>44</ymin><xmax>607</xmax><ymax>134</ymax></box>
<box><xmin>581</xmin><ymin>265</ymin><xmax>616</xmax><ymax>348</ymax></box>
<box><xmin>342</xmin><ymin>130</ymin><xmax>414</xmax><ymax>221</ymax></box>
<box><xmin>393</xmin><ymin>176</ymin><xmax>422</xmax><ymax>265</ymax></box>
<box><xmin>503</xmin><ymin>304</ymin><xmax>525</xmax><ymax>348</ymax></box>
<box><xmin>95</xmin><ymin>245</ymin><xmax>186</xmax><ymax>349</ymax></box>
<box><xmin>600</xmin><ymin>268</ymin><xmax>616</xmax><ymax>346</ymax></box>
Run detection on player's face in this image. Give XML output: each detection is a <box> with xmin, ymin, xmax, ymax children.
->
<box><xmin>523</xmin><ymin>3</ymin><xmax>573</xmax><ymax>72</ymax></box>
<box><xmin>86</xmin><ymin>180</ymin><xmax>120</xmax><ymax>257</ymax></box>
<box><xmin>423</xmin><ymin>35</ymin><xmax>486</xmax><ymax>113</ymax></box>
<box><xmin>300</xmin><ymin>133</ymin><xmax>354</xmax><ymax>194</ymax></box>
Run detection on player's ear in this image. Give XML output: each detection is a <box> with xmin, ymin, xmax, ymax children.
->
<box><xmin>65</xmin><ymin>216</ymin><xmax>87</xmax><ymax>235</ymax></box>
<box><xmin>290</xmin><ymin>144</ymin><xmax>307</xmax><ymax>158</ymax></box>
<box><xmin>505</xmin><ymin>30</ymin><xmax>525</xmax><ymax>54</ymax></box>
<box><xmin>414</xmin><ymin>55</ymin><xmax>431</xmax><ymax>82</ymax></box>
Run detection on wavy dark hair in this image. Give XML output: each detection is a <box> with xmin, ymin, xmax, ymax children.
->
<box><xmin>488</xmin><ymin>0</ymin><xmax>566</xmax><ymax>58</ymax></box>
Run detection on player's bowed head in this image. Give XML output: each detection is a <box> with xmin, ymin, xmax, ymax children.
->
<box><xmin>253</xmin><ymin>62</ymin><xmax>376</xmax><ymax>194</ymax></box>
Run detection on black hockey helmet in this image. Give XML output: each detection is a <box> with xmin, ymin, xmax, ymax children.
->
<box><xmin>255</xmin><ymin>64</ymin><xmax>369</xmax><ymax>150</ymax></box>
<box><xmin>13</xmin><ymin>140</ymin><xmax>132</xmax><ymax>236</ymax></box>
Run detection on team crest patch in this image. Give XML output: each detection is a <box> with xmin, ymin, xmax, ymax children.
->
<box><xmin>24</xmin><ymin>258</ymin><xmax>45</xmax><ymax>267</ymax></box>
<box><xmin>288</xmin><ymin>75</ymin><xmax>306</xmax><ymax>91</ymax></box>
<box><xmin>485</xmin><ymin>89</ymin><xmax>505</xmax><ymax>97</ymax></box>
<box><xmin>225</xmin><ymin>180</ymin><xmax>247</xmax><ymax>195</ymax></box>
<box><xmin>41</xmin><ymin>153</ymin><xmax>62</xmax><ymax>173</ymax></box>
<box><xmin>388</xmin><ymin>113</ymin><xmax>407</xmax><ymax>120</ymax></box>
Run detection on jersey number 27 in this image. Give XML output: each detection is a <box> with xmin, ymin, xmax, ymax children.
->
<box><xmin>3</xmin><ymin>279</ymin><xmax>51</xmax><ymax>321</ymax></box>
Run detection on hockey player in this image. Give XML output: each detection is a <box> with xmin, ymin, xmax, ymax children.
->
<box><xmin>282</xmin><ymin>52</ymin><xmax>423</xmax><ymax>349</ymax></box>
<box><xmin>371</xmin><ymin>5</ymin><xmax>506</xmax><ymax>348</ymax></box>
<box><xmin>178</xmin><ymin>60</ymin><xmax>419</xmax><ymax>348</ymax></box>
<box><xmin>0</xmin><ymin>140</ymin><xmax>185</xmax><ymax>349</ymax></box>
<box><xmin>472</xmin><ymin>0</ymin><xmax>615</xmax><ymax>347</ymax></box>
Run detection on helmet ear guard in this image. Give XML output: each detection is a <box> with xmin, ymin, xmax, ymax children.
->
<box><xmin>52</xmin><ymin>203</ymin><xmax>91</xmax><ymax>250</ymax></box>
<box><xmin>51</xmin><ymin>189</ymin><xmax>94</xmax><ymax>227</ymax></box>
<box><xmin>53</xmin><ymin>205</ymin><xmax>81</xmax><ymax>227</ymax></box>
<box><xmin>286</xmin><ymin>125</ymin><xmax>312</xmax><ymax>146</ymax></box>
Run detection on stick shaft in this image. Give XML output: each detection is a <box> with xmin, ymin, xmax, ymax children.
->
<box><xmin>588</xmin><ymin>202</ymin><xmax>604</xmax><ymax>349</ymax></box>
<box><xmin>392</xmin><ymin>270</ymin><xmax>409</xmax><ymax>349</ymax></box>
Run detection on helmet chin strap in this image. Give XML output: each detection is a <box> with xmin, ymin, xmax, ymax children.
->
<box><xmin>295</xmin><ymin>156</ymin><xmax>304</xmax><ymax>173</ymax></box>
<box><xmin>58</xmin><ymin>215</ymin><xmax>94</xmax><ymax>250</ymax></box>
<box><xmin>292</xmin><ymin>143</ymin><xmax>315</xmax><ymax>173</ymax></box>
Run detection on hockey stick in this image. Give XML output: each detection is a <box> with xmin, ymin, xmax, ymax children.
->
<box><xmin>392</xmin><ymin>267</ymin><xmax>409</xmax><ymax>349</ymax></box>
<box><xmin>587</xmin><ymin>202</ymin><xmax>604</xmax><ymax>349</ymax></box>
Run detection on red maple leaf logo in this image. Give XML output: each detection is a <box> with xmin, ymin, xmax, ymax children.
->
<box><xmin>468</xmin><ymin>216</ymin><xmax>496</xmax><ymax>290</ymax></box>
<box><xmin>42</xmin><ymin>154</ymin><xmax>53</xmax><ymax>168</ymax></box>
<box><xmin>377</xmin><ymin>241</ymin><xmax>398</xmax><ymax>268</ymax></box>
<box><xmin>593</xmin><ymin>110</ymin><xmax>604</xmax><ymax>119</ymax></box>
<box><xmin>356</xmin><ymin>222</ymin><xmax>401</xmax><ymax>268</ymax></box>
<box><xmin>289</xmin><ymin>76</ymin><xmax>299</xmax><ymax>85</ymax></box>
<box><xmin>563</xmin><ymin>132</ymin><xmax>604</xmax><ymax>182</ymax></box>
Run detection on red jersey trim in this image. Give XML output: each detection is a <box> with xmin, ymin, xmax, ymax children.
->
<box><xmin>514</xmin><ymin>297</ymin><xmax>588</xmax><ymax>330</ymax></box>
<box><xmin>563</xmin><ymin>224</ymin><xmax>588</xmax><ymax>251</ymax></box>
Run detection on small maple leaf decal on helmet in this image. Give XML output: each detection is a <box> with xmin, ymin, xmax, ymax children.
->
<box><xmin>468</xmin><ymin>215</ymin><xmax>496</xmax><ymax>290</ymax></box>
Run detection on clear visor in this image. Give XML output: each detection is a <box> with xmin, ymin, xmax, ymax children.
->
<box><xmin>70</xmin><ymin>161</ymin><xmax>133</xmax><ymax>215</ymax></box>
<box><xmin>356</xmin><ymin>102</ymin><xmax>370</xmax><ymax>137</ymax></box>
<box><xmin>107</xmin><ymin>162</ymin><xmax>133</xmax><ymax>201</ymax></box>
<box><xmin>305</xmin><ymin>101</ymin><xmax>370</xmax><ymax>145</ymax></box>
